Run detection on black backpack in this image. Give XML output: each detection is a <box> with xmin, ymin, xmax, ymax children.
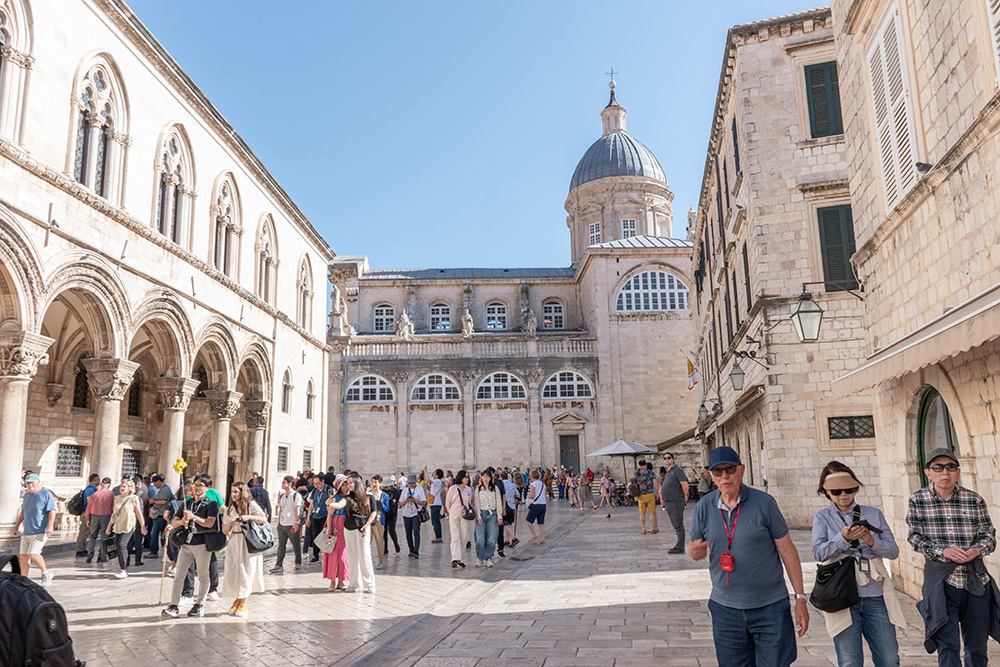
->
<box><xmin>65</xmin><ymin>490</ymin><xmax>85</xmax><ymax>517</ymax></box>
<box><xmin>0</xmin><ymin>556</ymin><xmax>84</xmax><ymax>667</ymax></box>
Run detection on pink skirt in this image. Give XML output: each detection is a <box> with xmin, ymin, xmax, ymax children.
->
<box><xmin>322</xmin><ymin>514</ymin><xmax>348</xmax><ymax>582</ymax></box>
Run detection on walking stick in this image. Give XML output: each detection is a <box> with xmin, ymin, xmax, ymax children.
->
<box><xmin>157</xmin><ymin>526</ymin><xmax>170</xmax><ymax>605</ymax></box>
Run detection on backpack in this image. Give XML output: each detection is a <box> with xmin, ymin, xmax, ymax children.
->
<box><xmin>66</xmin><ymin>489</ymin><xmax>86</xmax><ymax>517</ymax></box>
<box><xmin>0</xmin><ymin>556</ymin><xmax>84</xmax><ymax>667</ymax></box>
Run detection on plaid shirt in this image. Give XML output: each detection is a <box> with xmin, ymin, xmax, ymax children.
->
<box><xmin>906</xmin><ymin>484</ymin><xmax>996</xmax><ymax>589</ymax></box>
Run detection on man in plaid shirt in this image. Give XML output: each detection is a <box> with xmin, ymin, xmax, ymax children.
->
<box><xmin>906</xmin><ymin>447</ymin><xmax>997</xmax><ymax>665</ymax></box>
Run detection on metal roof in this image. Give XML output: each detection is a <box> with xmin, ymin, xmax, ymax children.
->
<box><xmin>589</xmin><ymin>235</ymin><xmax>693</xmax><ymax>250</ymax></box>
<box><xmin>361</xmin><ymin>267</ymin><xmax>576</xmax><ymax>282</ymax></box>
<box><xmin>570</xmin><ymin>132</ymin><xmax>666</xmax><ymax>192</ymax></box>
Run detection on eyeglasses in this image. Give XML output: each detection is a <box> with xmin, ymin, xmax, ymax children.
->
<box><xmin>709</xmin><ymin>465</ymin><xmax>739</xmax><ymax>477</ymax></box>
<box><xmin>929</xmin><ymin>463</ymin><xmax>959</xmax><ymax>472</ymax></box>
<box><xmin>827</xmin><ymin>487</ymin><xmax>859</xmax><ymax>496</ymax></box>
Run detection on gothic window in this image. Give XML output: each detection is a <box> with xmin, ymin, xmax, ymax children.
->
<box><xmin>72</xmin><ymin>360</ymin><xmax>90</xmax><ymax>409</ymax></box>
<box><xmin>0</xmin><ymin>3</ymin><xmax>30</xmax><ymax>141</ymax></box>
<box><xmin>411</xmin><ymin>374</ymin><xmax>460</xmax><ymax>401</ymax></box>
<box><xmin>256</xmin><ymin>218</ymin><xmax>277</xmax><ymax>304</ymax></box>
<box><xmin>589</xmin><ymin>222</ymin><xmax>601</xmax><ymax>245</ymax></box>
<box><xmin>485</xmin><ymin>302</ymin><xmax>507</xmax><ymax>330</ymax></box>
<box><xmin>212</xmin><ymin>177</ymin><xmax>241</xmax><ymax>277</ymax></box>
<box><xmin>155</xmin><ymin>130</ymin><xmax>193</xmax><ymax>246</ymax></box>
<box><xmin>476</xmin><ymin>372</ymin><xmax>526</xmax><ymax>400</ymax></box>
<box><xmin>373</xmin><ymin>304</ymin><xmax>395</xmax><ymax>332</ymax></box>
<box><xmin>430</xmin><ymin>303</ymin><xmax>451</xmax><ymax>331</ymax></box>
<box><xmin>345</xmin><ymin>375</ymin><xmax>394</xmax><ymax>402</ymax></box>
<box><xmin>297</xmin><ymin>257</ymin><xmax>313</xmax><ymax>329</ymax></box>
<box><xmin>542</xmin><ymin>300</ymin><xmax>564</xmax><ymax>330</ymax></box>
<box><xmin>616</xmin><ymin>270</ymin><xmax>689</xmax><ymax>311</ymax></box>
<box><xmin>542</xmin><ymin>371</ymin><xmax>593</xmax><ymax>399</ymax></box>
<box><xmin>72</xmin><ymin>60</ymin><xmax>127</xmax><ymax>203</ymax></box>
<box><xmin>306</xmin><ymin>379</ymin><xmax>315</xmax><ymax>420</ymax></box>
<box><xmin>281</xmin><ymin>370</ymin><xmax>292</xmax><ymax>413</ymax></box>
<box><xmin>194</xmin><ymin>364</ymin><xmax>208</xmax><ymax>398</ymax></box>
<box><xmin>127</xmin><ymin>373</ymin><xmax>141</xmax><ymax>417</ymax></box>
<box><xmin>621</xmin><ymin>219</ymin><xmax>636</xmax><ymax>239</ymax></box>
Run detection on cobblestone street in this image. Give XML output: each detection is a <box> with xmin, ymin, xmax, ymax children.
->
<box><xmin>40</xmin><ymin>501</ymin><xmax>996</xmax><ymax>666</ymax></box>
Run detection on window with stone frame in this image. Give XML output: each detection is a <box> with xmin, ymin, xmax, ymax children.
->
<box><xmin>411</xmin><ymin>374</ymin><xmax>461</xmax><ymax>401</ymax></box>
<box><xmin>345</xmin><ymin>375</ymin><xmax>395</xmax><ymax>402</ymax></box>
<box><xmin>121</xmin><ymin>449</ymin><xmax>141</xmax><ymax>479</ymax></box>
<box><xmin>281</xmin><ymin>370</ymin><xmax>291</xmax><ymax>413</ymax></box>
<box><xmin>542</xmin><ymin>371</ymin><xmax>593</xmax><ymax>399</ymax></box>
<box><xmin>73</xmin><ymin>70</ymin><xmax>114</xmax><ymax>197</ymax></box>
<box><xmin>127</xmin><ymin>373</ymin><xmax>141</xmax><ymax>417</ymax></box>
<box><xmin>485</xmin><ymin>302</ymin><xmax>507</xmax><ymax>330</ymax></box>
<box><xmin>373</xmin><ymin>303</ymin><xmax>395</xmax><ymax>332</ymax></box>
<box><xmin>542</xmin><ymin>300</ymin><xmax>564</xmax><ymax>329</ymax></box>
<box><xmin>804</xmin><ymin>61</ymin><xmax>844</xmax><ymax>138</ymax></box>
<box><xmin>828</xmin><ymin>416</ymin><xmax>875</xmax><ymax>440</ymax></box>
<box><xmin>56</xmin><ymin>444</ymin><xmax>84</xmax><ymax>477</ymax></box>
<box><xmin>476</xmin><ymin>372</ymin><xmax>527</xmax><ymax>400</ymax></box>
<box><xmin>306</xmin><ymin>380</ymin><xmax>315</xmax><ymax>420</ymax></box>
<box><xmin>621</xmin><ymin>219</ymin><xmax>636</xmax><ymax>239</ymax></box>
<box><xmin>277</xmin><ymin>445</ymin><xmax>288</xmax><ymax>472</ymax></box>
<box><xmin>72</xmin><ymin>360</ymin><xmax>90</xmax><ymax>409</ymax></box>
<box><xmin>817</xmin><ymin>205</ymin><xmax>859</xmax><ymax>291</ymax></box>
<box><xmin>302</xmin><ymin>449</ymin><xmax>313</xmax><ymax>471</ymax></box>
<box><xmin>155</xmin><ymin>131</ymin><xmax>191</xmax><ymax>245</ymax></box>
<box><xmin>256</xmin><ymin>218</ymin><xmax>277</xmax><ymax>304</ymax></box>
<box><xmin>429</xmin><ymin>303</ymin><xmax>451</xmax><ymax>331</ymax></box>
<box><xmin>212</xmin><ymin>180</ymin><xmax>239</xmax><ymax>276</ymax></box>
<box><xmin>589</xmin><ymin>222</ymin><xmax>601</xmax><ymax>245</ymax></box>
<box><xmin>297</xmin><ymin>257</ymin><xmax>313</xmax><ymax>329</ymax></box>
<box><xmin>616</xmin><ymin>270</ymin><xmax>689</xmax><ymax>311</ymax></box>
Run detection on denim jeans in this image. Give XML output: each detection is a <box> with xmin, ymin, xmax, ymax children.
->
<box><xmin>832</xmin><ymin>595</ymin><xmax>900</xmax><ymax>667</ymax></box>
<box><xmin>934</xmin><ymin>584</ymin><xmax>990</xmax><ymax>667</ymax></box>
<box><xmin>430</xmin><ymin>505</ymin><xmax>443</xmax><ymax>540</ymax></box>
<box><xmin>147</xmin><ymin>516</ymin><xmax>167</xmax><ymax>556</ymax></box>
<box><xmin>707</xmin><ymin>598</ymin><xmax>797</xmax><ymax>667</ymax></box>
<box><xmin>474</xmin><ymin>510</ymin><xmax>499</xmax><ymax>561</ymax></box>
<box><xmin>404</xmin><ymin>515</ymin><xmax>421</xmax><ymax>554</ymax></box>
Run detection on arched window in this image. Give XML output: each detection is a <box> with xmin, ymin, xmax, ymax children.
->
<box><xmin>616</xmin><ymin>270</ymin><xmax>689</xmax><ymax>311</ymax></box>
<box><xmin>127</xmin><ymin>373</ymin><xmax>141</xmax><ymax>417</ymax></box>
<box><xmin>485</xmin><ymin>302</ymin><xmax>507</xmax><ymax>330</ymax></box>
<box><xmin>542</xmin><ymin>371</ymin><xmax>593</xmax><ymax>399</ymax></box>
<box><xmin>256</xmin><ymin>217</ymin><xmax>277</xmax><ymax>304</ymax></box>
<box><xmin>918</xmin><ymin>387</ymin><xmax>959</xmax><ymax>484</ymax></box>
<box><xmin>411</xmin><ymin>374</ymin><xmax>460</xmax><ymax>401</ymax></box>
<box><xmin>373</xmin><ymin>304</ymin><xmax>395</xmax><ymax>333</ymax></box>
<box><xmin>476</xmin><ymin>372</ymin><xmax>526</xmax><ymax>400</ymax></box>
<box><xmin>542</xmin><ymin>300</ymin><xmax>564</xmax><ymax>329</ymax></box>
<box><xmin>345</xmin><ymin>375</ymin><xmax>394</xmax><ymax>402</ymax></box>
<box><xmin>0</xmin><ymin>1</ymin><xmax>31</xmax><ymax>141</ymax></box>
<box><xmin>281</xmin><ymin>370</ymin><xmax>292</xmax><ymax>413</ymax></box>
<box><xmin>154</xmin><ymin>128</ymin><xmax>193</xmax><ymax>246</ymax></box>
<box><xmin>429</xmin><ymin>303</ymin><xmax>451</xmax><ymax>331</ymax></box>
<box><xmin>297</xmin><ymin>256</ymin><xmax>313</xmax><ymax>329</ymax></box>
<box><xmin>306</xmin><ymin>379</ymin><xmax>315</xmax><ymax>420</ymax></box>
<box><xmin>72</xmin><ymin>58</ymin><xmax>128</xmax><ymax>203</ymax></box>
<box><xmin>212</xmin><ymin>176</ymin><xmax>240</xmax><ymax>277</ymax></box>
<box><xmin>72</xmin><ymin>360</ymin><xmax>90</xmax><ymax>409</ymax></box>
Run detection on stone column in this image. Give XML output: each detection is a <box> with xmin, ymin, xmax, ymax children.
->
<box><xmin>154</xmin><ymin>376</ymin><xmax>199</xmax><ymax>477</ymax></box>
<box><xmin>203</xmin><ymin>389</ymin><xmax>241</xmax><ymax>490</ymax></box>
<box><xmin>83</xmin><ymin>358</ymin><xmax>140</xmax><ymax>479</ymax></box>
<box><xmin>0</xmin><ymin>332</ymin><xmax>52</xmax><ymax>524</ymax></box>
<box><xmin>243</xmin><ymin>400</ymin><xmax>270</xmax><ymax>479</ymax></box>
<box><xmin>84</xmin><ymin>115</ymin><xmax>104</xmax><ymax>189</ymax></box>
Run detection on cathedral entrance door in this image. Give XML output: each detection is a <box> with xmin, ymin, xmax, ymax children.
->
<box><xmin>559</xmin><ymin>435</ymin><xmax>580</xmax><ymax>472</ymax></box>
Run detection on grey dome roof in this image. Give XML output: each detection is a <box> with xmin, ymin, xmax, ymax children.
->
<box><xmin>569</xmin><ymin>132</ymin><xmax>666</xmax><ymax>191</ymax></box>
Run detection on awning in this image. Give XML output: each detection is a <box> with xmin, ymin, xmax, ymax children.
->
<box><xmin>833</xmin><ymin>280</ymin><xmax>1000</xmax><ymax>398</ymax></box>
<box><xmin>656</xmin><ymin>426</ymin><xmax>697</xmax><ymax>452</ymax></box>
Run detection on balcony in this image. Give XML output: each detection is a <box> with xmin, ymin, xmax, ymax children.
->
<box><xmin>341</xmin><ymin>334</ymin><xmax>597</xmax><ymax>360</ymax></box>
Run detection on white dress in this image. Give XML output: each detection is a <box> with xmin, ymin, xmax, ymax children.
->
<box><xmin>220</xmin><ymin>501</ymin><xmax>266</xmax><ymax>598</ymax></box>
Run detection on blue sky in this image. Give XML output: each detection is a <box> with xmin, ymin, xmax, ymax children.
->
<box><xmin>129</xmin><ymin>1</ymin><xmax>813</xmax><ymax>270</ymax></box>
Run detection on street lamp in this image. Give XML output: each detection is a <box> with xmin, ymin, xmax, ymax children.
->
<box><xmin>790</xmin><ymin>290</ymin><xmax>824</xmax><ymax>343</ymax></box>
<box><xmin>729</xmin><ymin>361</ymin><xmax>745</xmax><ymax>392</ymax></box>
<box><xmin>697</xmin><ymin>404</ymin><xmax>709</xmax><ymax>424</ymax></box>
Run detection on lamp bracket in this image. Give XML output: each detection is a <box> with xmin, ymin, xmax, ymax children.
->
<box><xmin>800</xmin><ymin>281</ymin><xmax>865</xmax><ymax>302</ymax></box>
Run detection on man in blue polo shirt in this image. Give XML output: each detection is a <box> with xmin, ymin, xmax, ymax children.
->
<box><xmin>687</xmin><ymin>446</ymin><xmax>809</xmax><ymax>667</ymax></box>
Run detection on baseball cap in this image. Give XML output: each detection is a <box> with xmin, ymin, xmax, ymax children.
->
<box><xmin>707</xmin><ymin>446</ymin><xmax>741</xmax><ymax>470</ymax></box>
<box><xmin>924</xmin><ymin>448</ymin><xmax>959</xmax><ymax>466</ymax></box>
<box><xmin>24</xmin><ymin>473</ymin><xmax>39</xmax><ymax>483</ymax></box>
<box><xmin>151</xmin><ymin>474</ymin><xmax>164</xmax><ymax>482</ymax></box>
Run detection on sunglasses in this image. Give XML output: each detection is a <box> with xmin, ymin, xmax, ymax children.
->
<box><xmin>928</xmin><ymin>463</ymin><xmax>959</xmax><ymax>472</ymax></box>
<box><xmin>709</xmin><ymin>465</ymin><xmax>739</xmax><ymax>477</ymax></box>
<box><xmin>827</xmin><ymin>487</ymin><xmax>859</xmax><ymax>496</ymax></box>
<box><xmin>663</xmin><ymin>456</ymin><xmax>674</xmax><ymax>461</ymax></box>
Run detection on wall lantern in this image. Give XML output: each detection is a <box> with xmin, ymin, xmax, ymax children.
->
<box><xmin>729</xmin><ymin>361</ymin><xmax>745</xmax><ymax>392</ymax></box>
<box><xmin>790</xmin><ymin>290</ymin><xmax>824</xmax><ymax>343</ymax></box>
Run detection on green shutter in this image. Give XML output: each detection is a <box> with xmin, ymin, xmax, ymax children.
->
<box><xmin>805</xmin><ymin>62</ymin><xmax>844</xmax><ymax>138</ymax></box>
<box><xmin>818</xmin><ymin>205</ymin><xmax>858</xmax><ymax>291</ymax></box>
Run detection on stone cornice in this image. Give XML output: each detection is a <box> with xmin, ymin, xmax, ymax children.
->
<box><xmin>797</xmin><ymin>178</ymin><xmax>851</xmax><ymax>196</ymax></box>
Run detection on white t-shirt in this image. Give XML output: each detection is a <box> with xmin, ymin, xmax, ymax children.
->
<box><xmin>429</xmin><ymin>479</ymin><xmax>444</xmax><ymax>507</ymax></box>
<box><xmin>400</xmin><ymin>485</ymin><xmax>426</xmax><ymax>518</ymax></box>
<box><xmin>277</xmin><ymin>490</ymin><xmax>302</xmax><ymax>527</ymax></box>
<box><xmin>529</xmin><ymin>480</ymin><xmax>546</xmax><ymax>506</ymax></box>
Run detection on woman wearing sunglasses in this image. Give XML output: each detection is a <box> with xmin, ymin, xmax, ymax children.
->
<box><xmin>811</xmin><ymin>461</ymin><xmax>905</xmax><ymax>667</ymax></box>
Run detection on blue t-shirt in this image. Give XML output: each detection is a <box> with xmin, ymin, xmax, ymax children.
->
<box><xmin>690</xmin><ymin>484</ymin><xmax>790</xmax><ymax>610</ymax></box>
<box><xmin>21</xmin><ymin>488</ymin><xmax>57</xmax><ymax>535</ymax></box>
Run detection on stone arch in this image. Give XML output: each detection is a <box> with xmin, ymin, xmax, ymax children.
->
<box><xmin>296</xmin><ymin>252</ymin><xmax>314</xmax><ymax>329</ymax></box>
<box><xmin>192</xmin><ymin>317</ymin><xmax>238</xmax><ymax>390</ymax></box>
<box><xmin>0</xmin><ymin>0</ymin><xmax>32</xmax><ymax>54</ymax></box>
<box><xmin>128</xmin><ymin>290</ymin><xmax>195</xmax><ymax>377</ymax></box>
<box><xmin>150</xmin><ymin>122</ymin><xmax>196</xmax><ymax>248</ymax></box>
<box><xmin>0</xmin><ymin>0</ymin><xmax>32</xmax><ymax>142</ymax></box>
<box><xmin>901</xmin><ymin>363</ymin><xmax>972</xmax><ymax>466</ymax></box>
<box><xmin>237</xmin><ymin>337</ymin><xmax>272</xmax><ymax>402</ymax></box>
<box><xmin>0</xmin><ymin>210</ymin><xmax>43</xmax><ymax>331</ymax></box>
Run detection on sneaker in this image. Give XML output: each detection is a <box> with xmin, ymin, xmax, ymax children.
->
<box><xmin>486</xmin><ymin>559</ymin><xmax>494</xmax><ymax>568</ymax></box>
<box><xmin>206</xmin><ymin>591</ymin><xmax>220</xmax><ymax>602</ymax></box>
<box><xmin>451</xmin><ymin>560</ymin><xmax>459</xmax><ymax>569</ymax></box>
<box><xmin>376</xmin><ymin>562</ymin><xmax>385</xmax><ymax>570</ymax></box>
<box><xmin>309</xmin><ymin>557</ymin><xmax>320</xmax><ymax>564</ymax></box>
<box><xmin>667</xmin><ymin>547</ymin><xmax>684</xmax><ymax>554</ymax></box>
<box><xmin>497</xmin><ymin>551</ymin><xmax>506</xmax><ymax>559</ymax></box>
<box><xmin>114</xmin><ymin>570</ymin><xmax>128</xmax><ymax>579</ymax></box>
<box><xmin>234</xmin><ymin>604</ymin><xmax>248</xmax><ymax>617</ymax></box>
<box><xmin>457</xmin><ymin>561</ymin><xmax>466</xmax><ymax>568</ymax></box>
<box><xmin>76</xmin><ymin>550</ymin><xmax>87</xmax><ymax>557</ymax></box>
<box><xmin>186</xmin><ymin>604</ymin><xmax>204</xmax><ymax>617</ymax></box>
<box><xmin>431</xmin><ymin>539</ymin><xmax>442</xmax><ymax>543</ymax></box>
<box><xmin>295</xmin><ymin>563</ymin><xmax>303</xmax><ymax>570</ymax></box>
<box><xmin>269</xmin><ymin>566</ymin><xmax>284</xmax><ymax>573</ymax></box>
<box><xmin>85</xmin><ymin>553</ymin><xmax>94</xmax><ymax>564</ymax></box>
<box><xmin>40</xmin><ymin>571</ymin><xmax>53</xmax><ymax>587</ymax></box>
<box><xmin>394</xmin><ymin>544</ymin><xmax>400</xmax><ymax>553</ymax></box>
<box><xmin>161</xmin><ymin>605</ymin><xmax>180</xmax><ymax>618</ymax></box>
<box><xmin>475</xmin><ymin>560</ymin><xmax>484</xmax><ymax>568</ymax></box>
<box><xmin>179</xmin><ymin>596</ymin><xmax>194</xmax><ymax>606</ymax></box>
<box><xmin>413</xmin><ymin>552</ymin><xmax>419</xmax><ymax>559</ymax></box>
<box><xmin>167</xmin><ymin>566</ymin><xmax>175</xmax><ymax>576</ymax></box>
<box><xmin>509</xmin><ymin>538</ymin><xmax>519</xmax><ymax>547</ymax></box>
<box><xmin>408</xmin><ymin>552</ymin><xmax>417</xmax><ymax>559</ymax></box>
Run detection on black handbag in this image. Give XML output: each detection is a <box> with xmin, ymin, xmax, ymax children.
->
<box><xmin>241</xmin><ymin>519</ymin><xmax>274</xmax><ymax>553</ymax></box>
<box><xmin>810</xmin><ymin>556</ymin><xmax>859</xmax><ymax>613</ymax></box>
<box><xmin>204</xmin><ymin>516</ymin><xmax>227</xmax><ymax>553</ymax></box>
<box><xmin>461</xmin><ymin>490</ymin><xmax>475</xmax><ymax>520</ymax></box>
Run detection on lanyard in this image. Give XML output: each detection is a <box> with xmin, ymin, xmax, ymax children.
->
<box><xmin>721</xmin><ymin>502</ymin><xmax>741</xmax><ymax>550</ymax></box>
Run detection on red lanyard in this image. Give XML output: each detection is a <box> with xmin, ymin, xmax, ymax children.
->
<box><xmin>721</xmin><ymin>502</ymin><xmax>741</xmax><ymax>550</ymax></box>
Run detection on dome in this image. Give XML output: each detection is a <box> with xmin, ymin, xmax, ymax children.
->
<box><xmin>569</xmin><ymin>132</ymin><xmax>666</xmax><ymax>191</ymax></box>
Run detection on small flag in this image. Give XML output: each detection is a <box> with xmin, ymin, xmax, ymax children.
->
<box><xmin>687</xmin><ymin>359</ymin><xmax>699</xmax><ymax>390</ymax></box>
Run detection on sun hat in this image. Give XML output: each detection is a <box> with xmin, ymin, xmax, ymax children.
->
<box><xmin>406</xmin><ymin>473</ymin><xmax>418</xmax><ymax>484</ymax></box>
<box><xmin>333</xmin><ymin>474</ymin><xmax>349</xmax><ymax>491</ymax></box>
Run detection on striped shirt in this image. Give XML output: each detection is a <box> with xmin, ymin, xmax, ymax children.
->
<box><xmin>906</xmin><ymin>484</ymin><xmax>996</xmax><ymax>589</ymax></box>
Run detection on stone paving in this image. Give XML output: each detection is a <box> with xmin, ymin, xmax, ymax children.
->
<box><xmin>38</xmin><ymin>500</ymin><xmax>1000</xmax><ymax>666</ymax></box>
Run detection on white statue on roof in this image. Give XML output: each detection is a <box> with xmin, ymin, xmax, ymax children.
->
<box><xmin>396</xmin><ymin>309</ymin><xmax>414</xmax><ymax>340</ymax></box>
<box><xmin>461</xmin><ymin>308</ymin><xmax>474</xmax><ymax>338</ymax></box>
<box><xmin>522</xmin><ymin>306</ymin><xmax>538</xmax><ymax>338</ymax></box>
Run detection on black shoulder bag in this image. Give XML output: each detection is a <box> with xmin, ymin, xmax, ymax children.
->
<box><xmin>809</xmin><ymin>506</ymin><xmax>861</xmax><ymax>613</ymax></box>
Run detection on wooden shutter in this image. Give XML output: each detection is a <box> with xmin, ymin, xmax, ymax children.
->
<box><xmin>868</xmin><ymin>7</ymin><xmax>917</xmax><ymax>209</ymax></box>
<box><xmin>742</xmin><ymin>242</ymin><xmax>752</xmax><ymax>308</ymax></box>
<box><xmin>987</xmin><ymin>0</ymin><xmax>1000</xmax><ymax>83</ymax></box>
<box><xmin>805</xmin><ymin>62</ymin><xmax>844</xmax><ymax>138</ymax></box>
<box><xmin>818</xmin><ymin>205</ymin><xmax>859</xmax><ymax>291</ymax></box>
<box><xmin>731</xmin><ymin>118</ymin><xmax>741</xmax><ymax>173</ymax></box>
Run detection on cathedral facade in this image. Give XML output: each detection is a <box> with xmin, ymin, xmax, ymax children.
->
<box><xmin>327</xmin><ymin>86</ymin><xmax>698</xmax><ymax>473</ymax></box>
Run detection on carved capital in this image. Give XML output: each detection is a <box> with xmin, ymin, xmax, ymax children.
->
<box><xmin>112</xmin><ymin>131</ymin><xmax>132</xmax><ymax>147</ymax></box>
<box><xmin>391</xmin><ymin>372</ymin><xmax>409</xmax><ymax>385</ymax></box>
<box><xmin>164</xmin><ymin>173</ymin><xmax>181</xmax><ymax>187</ymax></box>
<box><xmin>459</xmin><ymin>370</ymin><xmax>476</xmax><ymax>384</ymax></box>
<box><xmin>82</xmin><ymin>358</ymin><xmax>140</xmax><ymax>402</ymax></box>
<box><xmin>154</xmin><ymin>376</ymin><xmax>200</xmax><ymax>411</ymax></box>
<box><xmin>86</xmin><ymin>114</ymin><xmax>105</xmax><ymax>129</ymax></box>
<box><xmin>243</xmin><ymin>400</ymin><xmax>271</xmax><ymax>429</ymax></box>
<box><xmin>4</xmin><ymin>47</ymin><xmax>33</xmax><ymax>69</ymax></box>
<box><xmin>0</xmin><ymin>332</ymin><xmax>53</xmax><ymax>380</ymax></box>
<box><xmin>524</xmin><ymin>368</ymin><xmax>542</xmax><ymax>384</ymax></box>
<box><xmin>203</xmin><ymin>389</ymin><xmax>242</xmax><ymax>420</ymax></box>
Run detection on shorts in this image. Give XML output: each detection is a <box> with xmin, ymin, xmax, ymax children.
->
<box><xmin>20</xmin><ymin>533</ymin><xmax>46</xmax><ymax>555</ymax></box>
<box><xmin>526</xmin><ymin>504</ymin><xmax>546</xmax><ymax>525</ymax></box>
<box><xmin>638</xmin><ymin>493</ymin><xmax>656</xmax><ymax>514</ymax></box>
<box><xmin>504</xmin><ymin>507</ymin><xmax>515</xmax><ymax>525</ymax></box>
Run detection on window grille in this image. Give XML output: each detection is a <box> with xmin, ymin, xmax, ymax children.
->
<box><xmin>121</xmin><ymin>449</ymin><xmax>141</xmax><ymax>478</ymax></box>
<box><xmin>277</xmin><ymin>446</ymin><xmax>288</xmax><ymax>472</ymax></box>
<box><xmin>828</xmin><ymin>416</ymin><xmax>876</xmax><ymax>440</ymax></box>
<box><xmin>56</xmin><ymin>445</ymin><xmax>84</xmax><ymax>477</ymax></box>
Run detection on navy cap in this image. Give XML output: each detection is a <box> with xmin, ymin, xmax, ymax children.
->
<box><xmin>708</xmin><ymin>446</ymin><xmax>741</xmax><ymax>470</ymax></box>
<box><xmin>151</xmin><ymin>474</ymin><xmax>164</xmax><ymax>482</ymax></box>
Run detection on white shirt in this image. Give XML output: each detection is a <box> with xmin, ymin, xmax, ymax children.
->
<box><xmin>400</xmin><ymin>485</ymin><xmax>426</xmax><ymax>518</ymax></box>
<box><xmin>430</xmin><ymin>479</ymin><xmax>444</xmax><ymax>507</ymax></box>
<box><xmin>529</xmin><ymin>480</ymin><xmax>546</xmax><ymax>505</ymax></box>
<box><xmin>277</xmin><ymin>490</ymin><xmax>302</xmax><ymax>527</ymax></box>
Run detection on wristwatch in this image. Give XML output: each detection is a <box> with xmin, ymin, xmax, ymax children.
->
<box><xmin>794</xmin><ymin>593</ymin><xmax>807</xmax><ymax>600</ymax></box>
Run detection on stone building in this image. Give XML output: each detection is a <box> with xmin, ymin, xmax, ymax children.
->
<box><xmin>691</xmin><ymin>7</ymin><xmax>878</xmax><ymax>527</ymax></box>
<box><xmin>829</xmin><ymin>0</ymin><xmax>1000</xmax><ymax>594</ymax></box>
<box><xmin>0</xmin><ymin>0</ymin><xmax>333</xmax><ymax>524</ymax></box>
<box><xmin>327</xmin><ymin>85</ymin><xmax>699</xmax><ymax>474</ymax></box>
